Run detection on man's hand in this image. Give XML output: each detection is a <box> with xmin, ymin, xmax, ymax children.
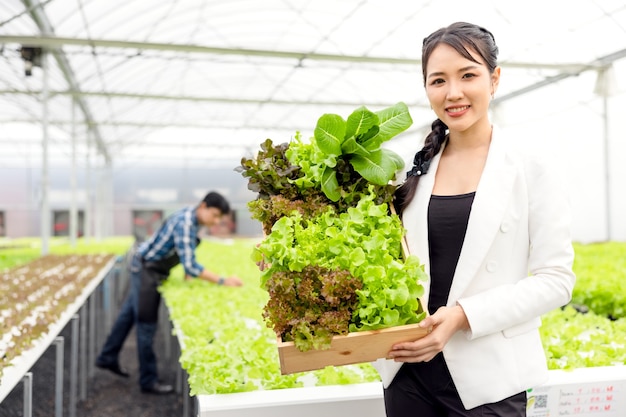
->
<box><xmin>193</xmin><ymin>271</ymin><xmax>245</xmax><ymax>287</ymax></box>
<box><xmin>221</xmin><ymin>276</ymin><xmax>244</xmax><ymax>287</ymax></box>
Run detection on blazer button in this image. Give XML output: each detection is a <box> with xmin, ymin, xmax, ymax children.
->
<box><xmin>486</xmin><ymin>261</ymin><xmax>498</xmax><ymax>272</ymax></box>
<box><xmin>500</xmin><ymin>222</ymin><xmax>510</xmax><ymax>233</ymax></box>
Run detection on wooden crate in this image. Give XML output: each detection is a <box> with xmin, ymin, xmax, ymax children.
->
<box><xmin>277</xmin><ymin>322</ymin><xmax>430</xmax><ymax>374</ymax></box>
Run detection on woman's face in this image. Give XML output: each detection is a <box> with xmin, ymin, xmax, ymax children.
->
<box><xmin>425</xmin><ymin>43</ymin><xmax>500</xmax><ymax>136</ymax></box>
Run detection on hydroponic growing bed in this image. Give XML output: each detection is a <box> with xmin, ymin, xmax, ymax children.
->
<box><xmin>0</xmin><ymin>253</ymin><xmax>116</xmax><ymax>401</ymax></box>
<box><xmin>0</xmin><ymin>237</ymin><xmax>133</xmax><ymax>407</ymax></box>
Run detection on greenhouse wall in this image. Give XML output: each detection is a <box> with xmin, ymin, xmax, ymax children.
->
<box><xmin>1</xmin><ymin>143</ymin><xmax>625</xmax><ymax>242</ymax></box>
<box><xmin>0</xmin><ymin>164</ymin><xmax>262</xmax><ymax>239</ymax></box>
<box><xmin>496</xmin><ymin>72</ymin><xmax>626</xmax><ymax>244</ymax></box>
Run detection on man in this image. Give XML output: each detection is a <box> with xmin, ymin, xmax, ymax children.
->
<box><xmin>96</xmin><ymin>191</ymin><xmax>243</xmax><ymax>394</ymax></box>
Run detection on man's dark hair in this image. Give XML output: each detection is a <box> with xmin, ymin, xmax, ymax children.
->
<box><xmin>202</xmin><ymin>191</ymin><xmax>230</xmax><ymax>215</ymax></box>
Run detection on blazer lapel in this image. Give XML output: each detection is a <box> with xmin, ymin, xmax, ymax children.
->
<box><xmin>446</xmin><ymin>130</ymin><xmax>516</xmax><ymax>304</ymax></box>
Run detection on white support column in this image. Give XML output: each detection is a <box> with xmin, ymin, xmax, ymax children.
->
<box><xmin>70</xmin><ymin>97</ymin><xmax>78</xmax><ymax>247</ymax></box>
<box><xmin>594</xmin><ymin>65</ymin><xmax>616</xmax><ymax>241</ymax></box>
<box><xmin>84</xmin><ymin>131</ymin><xmax>92</xmax><ymax>242</ymax></box>
<box><xmin>40</xmin><ymin>49</ymin><xmax>50</xmax><ymax>255</ymax></box>
<box><xmin>104</xmin><ymin>160</ymin><xmax>114</xmax><ymax>237</ymax></box>
<box><xmin>602</xmin><ymin>93</ymin><xmax>611</xmax><ymax>241</ymax></box>
<box><xmin>94</xmin><ymin>161</ymin><xmax>104</xmax><ymax>241</ymax></box>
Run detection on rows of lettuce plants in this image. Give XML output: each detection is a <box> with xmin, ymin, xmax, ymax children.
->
<box><xmin>541</xmin><ymin>306</ymin><xmax>626</xmax><ymax>370</ymax></box>
<box><xmin>0</xmin><ymin>237</ymin><xmax>133</xmax><ymax>380</ymax></box>
<box><xmin>161</xmin><ymin>239</ymin><xmax>626</xmax><ymax>396</ymax></box>
<box><xmin>161</xmin><ymin>238</ymin><xmax>381</xmax><ymax>396</ymax></box>
<box><xmin>569</xmin><ymin>242</ymin><xmax>626</xmax><ymax>320</ymax></box>
<box><xmin>539</xmin><ymin>241</ymin><xmax>626</xmax><ymax>370</ymax></box>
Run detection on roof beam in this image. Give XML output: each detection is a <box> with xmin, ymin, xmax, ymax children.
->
<box><xmin>495</xmin><ymin>48</ymin><xmax>626</xmax><ymax>103</ymax></box>
<box><xmin>19</xmin><ymin>0</ymin><xmax>111</xmax><ymax>162</ymax></box>
<box><xmin>0</xmin><ymin>116</ymin><xmax>317</xmax><ymax>131</ymax></box>
<box><xmin>0</xmin><ymin>34</ymin><xmax>603</xmax><ymax>72</ymax></box>
<box><xmin>0</xmin><ymin>88</ymin><xmax>428</xmax><ymax>109</ymax></box>
<box><xmin>0</xmin><ymin>117</ymin><xmax>426</xmax><ymax>134</ymax></box>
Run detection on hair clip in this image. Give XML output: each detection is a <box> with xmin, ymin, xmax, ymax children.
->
<box><xmin>406</xmin><ymin>150</ymin><xmax>431</xmax><ymax>178</ymax></box>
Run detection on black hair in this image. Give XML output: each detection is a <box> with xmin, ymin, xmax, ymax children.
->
<box><xmin>201</xmin><ymin>191</ymin><xmax>230</xmax><ymax>215</ymax></box>
<box><xmin>395</xmin><ymin>22</ymin><xmax>499</xmax><ymax>214</ymax></box>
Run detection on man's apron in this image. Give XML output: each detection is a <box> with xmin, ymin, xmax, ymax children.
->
<box><xmin>137</xmin><ymin>238</ymin><xmax>200</xmax><ymax>323</ymax></box>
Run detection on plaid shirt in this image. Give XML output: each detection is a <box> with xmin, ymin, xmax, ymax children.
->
<box><xmin>136</xmin><ymin>205</ymin><xmax>204</xmax><ymax>277</ymax></box>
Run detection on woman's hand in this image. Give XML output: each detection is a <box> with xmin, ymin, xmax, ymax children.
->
<box><xmin>387</xmin><ymin>305</ymin><xmax>469</xmax><ymax>363</ymax></box>
<box><xmin>255</xmin><ymin>243</ymin><xmax>267</xmax><ymax>271</ymax></box>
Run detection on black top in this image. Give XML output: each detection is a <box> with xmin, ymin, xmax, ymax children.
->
<box><xmin>427</xmin><ymin>192</ymin><xmax>475</xmax><ymax>313</ymax></box>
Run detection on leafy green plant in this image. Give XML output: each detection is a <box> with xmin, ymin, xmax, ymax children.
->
<box><xmin>235</xmin><ymin>139</ymin><xmax>304</xmax><ymax>201</ymax></box>
<box><xmin>287</xmin><ymin>102</ymin><xmax>411</xmax><ymax>202</ymax></box>
<box><xmin>237</xmin><ymin>103</ymin><xmax>425</xmax><ymax>353</ymax></box>
<box><xmin>264</xmin><ymin>265</ymin><xmax>362</xmax><ymax>351</ymax></box>
<box><xmin>235</xmin><ymin>135</ymin><xmax>333</xmax><ymax>236</ymax></box>
<box><xmin>571</xmin><ymin>242</ymin><xmax>626</xmax><ymax>319</ymax></box>
<box><xmin>541</xmin><ymin>305</ymin><xmax>626</xmax><ymax>369</ymax></box>
<box><xmin>254</xmin><ymin>188</ymin><xmax>427</xmax><ymax>351</ymax></box>
<box><xmin>236</xmin><ymin>101</ymin><xmax>410</xmax><ymax>234</ymax></box>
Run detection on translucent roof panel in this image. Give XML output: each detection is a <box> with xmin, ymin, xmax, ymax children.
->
<box><xmin>0</xmin><ymin>0</ymin><xmax>625</xmax><ymax>167</ymax></box>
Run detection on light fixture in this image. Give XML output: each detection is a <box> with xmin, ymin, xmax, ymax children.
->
<box><xmin>19</xmin><ymin>46</ymin><xmax>43</xmax><ymax>76</ymax></box>
<box><xmin>594</xmin><ymin>65</ymin><xmax>617</xmax><ymax>97</ymax></box>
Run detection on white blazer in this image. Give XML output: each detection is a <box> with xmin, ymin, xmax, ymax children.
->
<box><xmin>374</xmin><ymin>127</ymin><xmax>576</xmax><ymax>410</ymax></box>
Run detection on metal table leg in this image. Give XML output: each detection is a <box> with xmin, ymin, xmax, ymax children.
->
<box><xmin>22</xmin><ymin>372</ymin><xmax>33</xmax><ymax>417</ymax></box>
<box><xmin>70</xmin><ymin>314</ymin><xmax>79</xmax><ymax>417</ymax></box>
<box><xmin>54</xmin><ymin>336</ymin><xmax>64</xmax><ymax>417</ymax></box>
<box><xmin>88</xmin><ymin>294</ymin><xmax>96</xmax><ymax>378</ymax></box>
<box><xmin>80</xmin><ymin>304</ymin><xmax>87</xmax><ymax>401</ymax></box>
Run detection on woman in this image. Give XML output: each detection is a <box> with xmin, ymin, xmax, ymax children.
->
<box><xmin>378</xmin><ymin>22</ymin><xmax>576</xmax><ymax>416</ymax></box>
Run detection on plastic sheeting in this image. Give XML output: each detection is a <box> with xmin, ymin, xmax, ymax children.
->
<box><xmin>0</xmin><ymin>0</ymin><xmax>624</xmax><ymax>164</ymax></box>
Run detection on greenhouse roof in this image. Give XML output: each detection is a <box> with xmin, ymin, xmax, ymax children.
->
<box><xmin>0</xmin><ymin>0</ymin><xmax>625</xmax><ymax>167</ymax></box>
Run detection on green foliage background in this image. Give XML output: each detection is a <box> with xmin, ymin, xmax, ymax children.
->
<box><xmin>3</xmin><ymin>237</ymin><xmax>624</xmax><ymax>394</ymax></box>
<box><xmin>570</xmin><ymin>242</ymin><xmax>626</xmax><ymax>319</ymax></box>
<box><xmin>540</xmin><ymin>241</ymin><xmax>626</xmax><ymax>370</ymax></box>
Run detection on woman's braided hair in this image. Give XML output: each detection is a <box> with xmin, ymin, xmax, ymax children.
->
<box><xmin>394</xmin><ymin>22</ymin><xmax>499</xmax><ymax>214</ymax></box>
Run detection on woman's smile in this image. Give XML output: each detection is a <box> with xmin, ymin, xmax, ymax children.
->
<box><xmin>446</xmin><ymin>105</ymin><xmax>470</xmax><ymax>116</ymax></box>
